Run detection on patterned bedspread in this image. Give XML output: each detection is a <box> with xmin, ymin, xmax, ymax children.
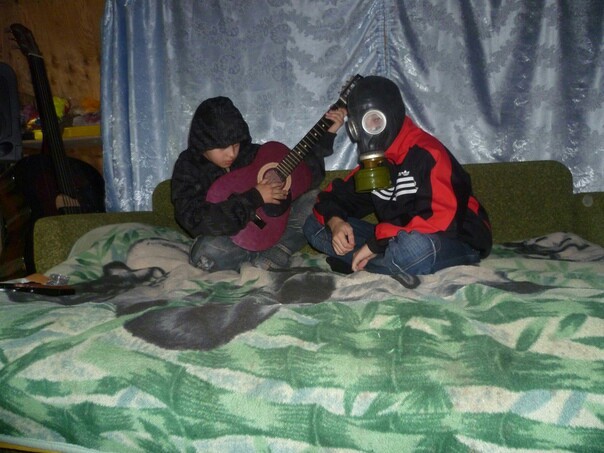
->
<box><xmin>1</xmin><ymin>224</ymin><xmax>603</xmax><ymax>452</ymax></box>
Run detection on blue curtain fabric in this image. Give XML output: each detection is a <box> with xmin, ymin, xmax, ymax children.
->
<box><xmin>101</xmin><ymin>0</ymin><xmax>603</xmax><ymax>212</ymax></box>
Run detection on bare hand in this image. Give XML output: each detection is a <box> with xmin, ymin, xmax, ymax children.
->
<box><xmin>256</xmin><ymin>179</ymin><xmax>288</xmax><ymax>204</ymax></box>
<box><xmin>325</xmin><ymin>107</ymin><xmax>347</xmax><ymax>133</ymax></box>
<box><xmin>327</xmin><ymin>217</ymin><xmax>355</xmax><ymax>255</ymax></box>
<box><xmin>351</xmin><ymin>244</ymin><xmax>377</xmax><ymax>272</ymax></box>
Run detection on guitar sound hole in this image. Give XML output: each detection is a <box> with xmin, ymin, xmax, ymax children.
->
<box><xmin>262</xmin><ymin>168</ymin><xmax>285</xmax><ymax>185</ymax></box>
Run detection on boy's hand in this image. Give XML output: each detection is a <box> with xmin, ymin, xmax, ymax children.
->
<box><xmin>327</xmin><ymin>216</ymin><xmax>355</xmax><ymax>255</ymax></box>
<box><xmin>256</xmin><ymin>179</ymin><xmax>288</xmax><ymax>204</ymax></box>
<box><xmin>325</xmin><ymin>107</ymin><xmax>347</xmax><ymax>133</ymax></box>
<box><xmin>351</xmin><ymin>244</ymin><xmax>377</xmax><ymax>272</ymax></box>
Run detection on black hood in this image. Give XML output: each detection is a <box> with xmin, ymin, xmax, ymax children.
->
<box><xmin>346</xmin><ymin>76</ymin><xmax>406</xmax><ymax>156</ymax></box>
<box><xmin>187</xmin><ymin>96</ymin><xmax>251</xmax><ymax>152</ymax></box>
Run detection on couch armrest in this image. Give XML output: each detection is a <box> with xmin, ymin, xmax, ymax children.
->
<box><xmin>33</xmin><ymin>211</ymin><xmax>162</xmax><ymax>273</ymax></box>
<box><xmin>572</xmin><ymin>192</ymin><xmax>604</xmax><ymax>247</ymax></box>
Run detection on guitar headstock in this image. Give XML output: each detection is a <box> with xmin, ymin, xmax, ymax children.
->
<box><xmin>10</xmin><ymin>23</ymin><xmax>41</xmax><ymax>57</ymax></box>
<box><xmin>335</xmin><ymin>74</ymin><xmax>363</xmax><ymax>107</ymax></box>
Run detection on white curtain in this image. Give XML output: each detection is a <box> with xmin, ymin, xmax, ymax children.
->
<box><xmin>101</xmin><ymin>0</ymin><xmax>604</xmax><ymax>211</ymax></box>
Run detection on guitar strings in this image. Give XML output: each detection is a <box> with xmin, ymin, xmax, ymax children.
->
<box><xmin>32</xmin><ymin>55</ymin><xmax>80</xmax><ymax>213</ymax></box>
<box><xmin>276</xmin><ymin>116</ymin><xmax>334</xmax><ymax>177</ymax></box>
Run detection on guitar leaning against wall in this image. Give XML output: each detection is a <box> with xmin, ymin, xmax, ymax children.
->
<box><xmin>8</xmin><ymin>23</ymin><xmax>105</xmax><ymax>274</ymax></box>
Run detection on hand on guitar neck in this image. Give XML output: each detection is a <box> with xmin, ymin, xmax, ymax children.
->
<box><xmin>324</xmin><ymin>107</ymin><xmax>347</xmax><ymax>133</ymax></box>
<box><xmin>253</xmin><ymin>107</ymin><xmax>346</xmax><ymax>206</ymax></box>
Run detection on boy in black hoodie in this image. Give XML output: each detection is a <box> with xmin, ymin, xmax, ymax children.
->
<box><xmin>171</xmin><ymin>96</ymin><xmax>345</xmax><ymax>272</ymax></box>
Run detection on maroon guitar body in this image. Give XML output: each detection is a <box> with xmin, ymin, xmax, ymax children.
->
<box><xmin>206</xmin><ymin>75</ymin><xmax>362</xmax><ymax>252</ymax></box>
<box><xmin>207</xmin><ymin>141</ymin><xmax>312</xmax><ymax>251</ymax></box>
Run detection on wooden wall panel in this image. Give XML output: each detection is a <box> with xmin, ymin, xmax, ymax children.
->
<box><xmin>1</xmin><ymin>0</ymin><xmax>105</xmax><ymax>175</ymax></box>
<box><xmin>0</xmin><ymin>0</ymin><xmax>104</xmax><ymax>104</ymax></box>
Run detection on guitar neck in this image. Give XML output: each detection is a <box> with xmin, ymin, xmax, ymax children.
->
<box><xmin>27</xmin><ymin>53</ymin><xmax>75</xmax><ymax>197</ymax></box>
<box><xmin>276</xmin><ymin>98</ymin><xmax>346</xmax><ymax>180</ymax></box>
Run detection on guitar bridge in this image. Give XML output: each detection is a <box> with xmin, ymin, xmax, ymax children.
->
<box><xmin>252</xmin><ymin>214</ymin><xmax>266</xmax><ymax>229</ymax></box>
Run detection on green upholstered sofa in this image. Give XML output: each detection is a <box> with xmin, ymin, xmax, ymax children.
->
<box><xmin>33</xmin><ymin>160</ymin><xmax>604</xmax><ymax>273</ymax></box>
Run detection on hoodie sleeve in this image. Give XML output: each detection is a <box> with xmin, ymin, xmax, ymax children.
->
<box><xmin>313</xmin><ymin>168</ymin><xmax>375</xmax><ymax>225</ymax></box>
<box><xmin>171</xmin><ymin>148</ymin><xmax>264</xmax><ymax>238</ymax></box>
<box><xmin>302</xmin><ymin>132</ymin><xmax>337</xmax><ymax>189</ymax></box>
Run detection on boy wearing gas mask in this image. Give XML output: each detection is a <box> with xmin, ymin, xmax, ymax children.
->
<box><xmin>303</xmin><ymin>75</ymin><xmax>492</xmax><ymax>276</ymax></box>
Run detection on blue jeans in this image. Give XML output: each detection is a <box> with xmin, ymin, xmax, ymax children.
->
<box><xmin>190</xmin><ymin>190</ymin><xmax>318</xmax><ymax>272</ymax></box>
<box><xmin>303</xmin><ymin>215</ymin><xmax>480</xmax><ymax>276</ymax></box>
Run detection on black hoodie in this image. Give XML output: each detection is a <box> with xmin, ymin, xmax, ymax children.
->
<box><xmin>171</xmin><ymin>96</ymin><xmax>335</xmax><ymax>238</ymax></box>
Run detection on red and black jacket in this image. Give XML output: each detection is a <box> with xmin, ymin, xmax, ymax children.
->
<box><xmin>313</xmin><ymin>117</ymin><xmax>492</xmax><ymax>257</ymax></box>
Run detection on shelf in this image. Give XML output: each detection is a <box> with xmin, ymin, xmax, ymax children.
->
<box><xmin>23</xmin><ymin>136</ymin><xmax>102</xmax><ymax>149</ymax></box>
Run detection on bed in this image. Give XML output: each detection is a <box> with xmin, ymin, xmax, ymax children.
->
<box><xmin>1</xmin><ymin>222</ymin><xmax>603</xmax><ymax>452</ymax></box>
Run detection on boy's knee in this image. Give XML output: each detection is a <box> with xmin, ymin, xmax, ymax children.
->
<box><xmin>385</xmin><ymin>232</ymin><xmax>437</xmax><ymax>275</ymax></box>
<box><xmin>303</xmin><ymin>214</ymin><xmax>315</xmax><ymax>233</ymax></box>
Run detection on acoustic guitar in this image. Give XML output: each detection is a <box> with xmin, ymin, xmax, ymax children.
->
<box><xmin>9</xmin><ymin>23</ymin><xmax>105</xmax><ymax>273</ymax></box>
<box><xmin>206</xmin><ymin>75</ymin><xmax>361</xmax><ymax>251</ymax></box>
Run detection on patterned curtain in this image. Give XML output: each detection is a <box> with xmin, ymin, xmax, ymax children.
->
<box><xmin>101</xmin><ymin>0</ymin><xmax>603</xmax><ymax>211</ymax></box>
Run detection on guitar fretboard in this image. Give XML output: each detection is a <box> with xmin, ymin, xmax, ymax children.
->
<box><xmin>28</xmin><ymin>54</ymin><xmax>73</xmax><ymax>192</ymax></box>
<box><xmin>271</xmin><ymin>76</ymin><xmax>360</xmax><ymax>181</ymax></box>
<box><xmin>276</xmin><ymin>116</ymin><xmax>334</xmax><ymax>180</ymax></box>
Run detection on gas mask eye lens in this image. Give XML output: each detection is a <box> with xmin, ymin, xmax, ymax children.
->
<box><xmin>361</xmin><ymin>110</ymin><xmax>386</xmax><ymax>135</ymax></box>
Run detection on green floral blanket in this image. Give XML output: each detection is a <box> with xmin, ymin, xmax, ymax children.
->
<box><xmin>1</xmin><ymin>224</ymin><xmax>603</xmax><ymax>452</ymax></box>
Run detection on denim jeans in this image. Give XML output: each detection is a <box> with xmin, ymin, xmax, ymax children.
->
<box><xmin>303</xmin><ymin>215</ymin><xmax>480</xmax><ymax>276</ymax></box>
<box><xmin>190</xmin><ymin>190</ymin><xmax>318</xmax><ymax>272</ymax></box>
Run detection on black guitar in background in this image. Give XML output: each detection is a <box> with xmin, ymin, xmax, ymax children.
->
<box><xmin>9</xmin><ymin>23</ymin><xmax>105</xmax><ymax>273</ymax></box>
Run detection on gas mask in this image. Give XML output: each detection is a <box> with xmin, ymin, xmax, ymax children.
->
<box><xmin>346</xmin><ymin>76</ymin><xmax>406</xmax><ymax>192</ymax></box>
